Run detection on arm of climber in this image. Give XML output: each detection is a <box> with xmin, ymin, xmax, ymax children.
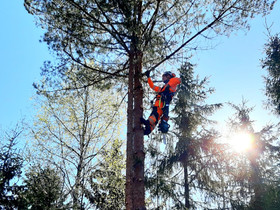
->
<box><xmin>168</xmin><ymin>77</ymin><xmax>181</xmax><ymax>87</ymax></box>
<box><xmin>148</xmin><ymin>77</ymin><xmax>161</xmax><ymax>92</ymax></box>
<box><xmin>161</xmin><ymin>77</ymin><xmax>181</xmax><ymax>93</ymax></box>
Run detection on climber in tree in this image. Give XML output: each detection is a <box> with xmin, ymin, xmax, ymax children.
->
<box><xmin>141</xmin><ymin>70</ymin><xmax>181</xmax><ymax>135</ymax></box>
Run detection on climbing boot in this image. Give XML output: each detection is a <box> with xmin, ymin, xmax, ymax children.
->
<box><xmin>159</xmin><ymin>120</ymin><xmax>170</xmax><ymax>133</ymax></box>
<box><xmin>140</xmin><ymin>117</ymin><xmax>151</xmax><ymax>135</ymax></box>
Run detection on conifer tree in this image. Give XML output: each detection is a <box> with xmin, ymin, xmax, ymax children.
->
<box><xmin>85</xmin><ymin>139</ymin><xmax>125</xmax><ymax>209</ymax></box>
<box><xmin>0</xmin><ymin>126</ymin><xmax>24</xmax><ymax>209</ymax></box>
<box><xmin>262</xmin><ymin>34</ymin><xmax>280</xmax><ymax>115</ymax></box>
<box><xmin>20</xmin><ymin>166</ymin><xmax>67</xmax><ymax>209</ymax></box>
<box><xmin>145</xmin><ymin>62</ymin><xmax>223</xmax><ymax>209</ymax></box>
<box><xmin>171</xmin><ymin>62</ymin><xmax>223</xmax><ymax>208</ymax></box>
<box><xmin>220</xmin><ymin>101</ymin><xmax>280</xmax><ymax>209</ymax></box>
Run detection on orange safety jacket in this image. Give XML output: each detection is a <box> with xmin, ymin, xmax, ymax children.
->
<box><xmin>148</xmin><ymin>77</ymin><xmax>181</xmax><ymax>108</ymax></box>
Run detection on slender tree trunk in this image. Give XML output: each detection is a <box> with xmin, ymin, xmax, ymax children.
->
<box><xmin>183</xmin><ymin>162</ymin><xmax>190</xmax><ymax>209</ymax></box>
<box><xmin>126</xmin><ymin>50</ymin><xmax>145</xmax><ymax>210</ymax></box>
<box><xmin>250</xmin><ymin>157</ymin><xmax>263</xmax><ymax>210</ymax></box>
<box><xmin>126</xmin><ymin>52</ymin><xmax>134</xmax><ymax>210</ymax></box>
<box><xmin>73</xmin><ymin>160</ymin><xmax>82</xmax><ymax>208</ymax></box>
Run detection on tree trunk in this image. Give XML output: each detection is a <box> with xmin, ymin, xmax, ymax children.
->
<box><xmin>73</xmin><ymin>161</ymin><xmax>82</xmax><ymax>208</ymax></box>
<box><xmin>183</xmin><ymin>162</ymin><xmax>190</xmax><ymax>209</ymax></box>
<box><xmin>250</xmin><ymin>157</ymin><xmax>263</xmax><ymax>210</ymax></box>
<box><xmin>126</xmin><ymin>50</ymin><xmax>145</xmax><ymax>210</ymax></box>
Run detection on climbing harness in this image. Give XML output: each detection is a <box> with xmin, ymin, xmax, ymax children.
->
<box><xmin>158</xmin><ymin>95</ymin><xmax>166</xmax><ymax>108</ymax></box>
<box><xmin>143</xmin><ymin>73</ymin><xmax>181</xmax><ymax>136</ymax></box>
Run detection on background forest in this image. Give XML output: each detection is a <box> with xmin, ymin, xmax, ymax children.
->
<box><xmin>1</xmin><ymin>0</ymin><xmax>280</xmax><ymax>209</ymax></box>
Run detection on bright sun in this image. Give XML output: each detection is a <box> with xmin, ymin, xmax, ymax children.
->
<box><xmin>228</xmin><ymin>132</ymin><xmax>254</xmax><ymax>152</ymax></box>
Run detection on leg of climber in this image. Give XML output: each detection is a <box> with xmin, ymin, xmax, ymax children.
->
<box><xmin>140</xmin><ymin>117</ymin><xmax>152</xmax><ymax>135</ymax></box>
<box><xmin>162</xmin><ymin>104</ymin><xmax>169</xmax><ymax>122</ymax></box>
<box><xmin>141</xmin><ymin>106</ymin><xmax>163</xmax><ymax>135</ymax></box>
<box><xmin>162</xmin><ymin>92</ymin><xmax>173</xmax><ymax>120</ymax></box>
<box><xmin>158</xmin><ymin>103</ymin><xmax>170</xmax><ymax>133</ymax></box>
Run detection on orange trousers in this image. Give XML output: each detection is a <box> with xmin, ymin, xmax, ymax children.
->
<box><xmin>147</xmin><ymin>106</ymin><xmax>163</xmax><ymax>134</ymax></box>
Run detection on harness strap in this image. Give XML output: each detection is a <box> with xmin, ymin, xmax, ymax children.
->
<box><xmin>158</xmin><ymin>95</ymin><xmax>166</xmax><ymax>108</ymax></box>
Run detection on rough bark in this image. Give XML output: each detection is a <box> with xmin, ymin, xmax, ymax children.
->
<box><xmin>126</xmin><ymin>51</ymin><xmax>134</xmax><ymax>210</ymax></box>
<box><xmin>125</xmin><ymin>1</ymin><xmax>145</xmax><ymax>208</ymax></box>
<box><xmin>126</xmin><ymin>50</ymin><xmax>145</xmax><ymax>210</ymax></box>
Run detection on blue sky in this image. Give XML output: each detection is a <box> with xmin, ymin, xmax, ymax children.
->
<box><xmin>0</xmin><ymin>1</ymin><xmax>52</xmax><ymax>130</ymax></box>
<box><xmin>0</xmin><ymin>1</ymin><xmax>279</xmax><ymax>131</ymax></box>
<box><xmin>194</xmin><ymin>2</ymin><xmax>280</xmax><ymax>130</ymax></box>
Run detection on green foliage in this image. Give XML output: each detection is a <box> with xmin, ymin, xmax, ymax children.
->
<box><xmin>86</xmin><ymin>139</ymin><xmax>125</xmax><ymax>209</ymax></box>
<box><xmin>221</xmin><ymin>101</ymin><xmax>280</xmax><ymax>209</ymax></box>
<box><xmin>0</xmin><ymin>127</ymin><xmax>24</xmax><ymax>209</ymax></box>
<box><xmin>260</xmin><ymin>183</ymin><xmax>280</xmax><ymax>210</ymax></box>
<box><xmin>24</xmin><ymin>0</ymin><xmax>277</xmax><ymax>208</ymax></box>
<box><xmin>29</xmin><ymin>86</ymin><xmax>125</xmax><ymax>208</ymax></box>
<box><xmin>20</xmin><ymin>166</ymin><xmax>67</xmax><ymax>210</ymax></box>
<box><xmin>171</xmin><ymin>62</ymin><xmax>224</xmax><ymax>208</ymax></box>
<box><xmin>262</xmin><ymin>34</ymin><xmax>280</xmax><ymax>115</ymax></box>
<box><xmin>145</xmin><ymin>62</ymin><xmax>223</xmax><ymax>209</ymax></box>
<box><xmin>174</xmin><ymin>62</ymin><xmax>222</xmax><ymax>135</ymax></box>
<box><xmin>24</xmin><ymin>0</ymin><xmax>276</xmax><ymax>92</ymax></box>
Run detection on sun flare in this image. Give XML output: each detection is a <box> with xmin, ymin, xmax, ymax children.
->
<box><xmin>228</xmin><ymin>132</ymin><xmax>254</xmax><ymax>152</ymax></box>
